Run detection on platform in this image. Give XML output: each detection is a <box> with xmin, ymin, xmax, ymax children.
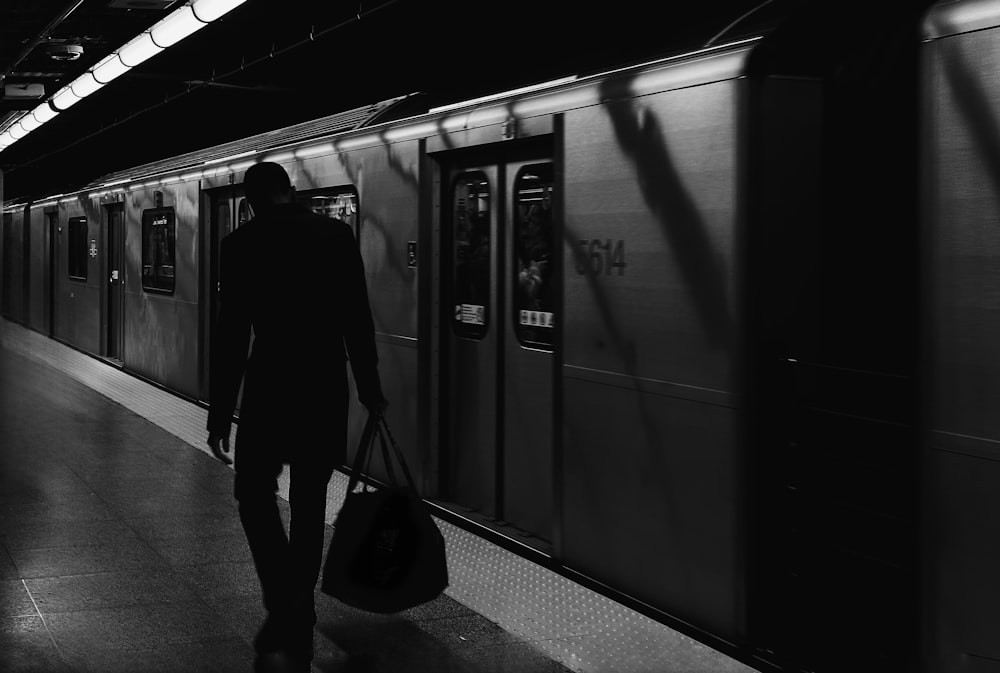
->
<box><xmin>0</xmin><ymin>318</ymin><xmax>760</xmax><ymax>673</ymax></box>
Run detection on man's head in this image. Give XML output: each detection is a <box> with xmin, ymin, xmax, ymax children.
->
<box><xmin>244</xmin><ymin>162</ymin><xmax>294</xmax><ymax>213</ymax></box>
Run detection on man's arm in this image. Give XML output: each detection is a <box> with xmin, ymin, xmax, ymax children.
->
<box><xmin>341</xmin><ymin>227</ymin><xmax>387</xmax><ymax>414</ymax></box>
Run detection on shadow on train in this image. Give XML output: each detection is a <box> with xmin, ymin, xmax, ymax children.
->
<box><xmin>942</xmin><ymin>42</ymin><xmax>1000</xmax><ymax>205</ymax></box>
<box><xmin>598</xmin><ymin>77</ymin><xmax>735</xmax><ymax>350</ymax></box>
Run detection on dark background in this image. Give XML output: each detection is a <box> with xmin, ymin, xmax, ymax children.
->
<box><xmin>0</xmin><ymin>0</ymin><xmax>788</xmax><ymax>202</ymax></box>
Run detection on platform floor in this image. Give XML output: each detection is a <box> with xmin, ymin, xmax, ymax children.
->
<box><xmin>0</xmin><ymin>318</ymin><xmax>760</xmax><ymax>673</ymax></box>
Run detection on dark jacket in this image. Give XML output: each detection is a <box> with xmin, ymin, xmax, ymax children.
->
<box><xmin>206</xmin><ymin>202</ymin><xmax>382</xmax><ymax>455</ymax></box>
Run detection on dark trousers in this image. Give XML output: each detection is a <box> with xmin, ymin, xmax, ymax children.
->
<box><xmin>232</xmin><ymin>385</ymin><xmax>348</xmax><ymax>655</ymax></box>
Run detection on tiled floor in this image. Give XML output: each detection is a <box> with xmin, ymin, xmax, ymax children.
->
<box><xmin>0</xmin><ymin>318</ymin><xmax>761</xmax><ymax>673</ymax></box>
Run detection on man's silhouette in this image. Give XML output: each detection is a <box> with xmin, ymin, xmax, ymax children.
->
<box><xmin>207</xmin><ymin>162</ymin><xmax>386</xmax><ymax>670</ymax></box>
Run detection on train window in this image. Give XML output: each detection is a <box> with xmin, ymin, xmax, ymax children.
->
<box><xmin>297</xmin><ymin>187</ymin><xmax>359</xmax><ymax>236</ymax></box>
<box><xmin>513</xmin><ymin>164</ymin><xmax>554</xmax><ymax>349</ymax></box>
<box><xmin>237</xmin><ymin>198</ymin><xmax>251</xmax><ymax>228</ymax></box>
<box><xmin>141</xmin><ymin>207</ymin><xmax>175</xmax><ymax>294</ymax></box>
<box><xmin>68</xmin><ymin>217</ymin><xmax>88</xmax><ymax>281</ymax></box>
<box><xmin>451</xmin><ymin>172</ymin><xmax>491</xmax><ymax>339</ymax></box>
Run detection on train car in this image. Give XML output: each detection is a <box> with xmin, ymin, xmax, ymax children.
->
<box><xmin>921</xmin><ymin>2</ymin><xmax>1000</xmax><ymax>671</ymax></box>
<box><xmin>3</xmin><ymin>2</ymin><xmax>985</xmax><ymax>671</ymax></box>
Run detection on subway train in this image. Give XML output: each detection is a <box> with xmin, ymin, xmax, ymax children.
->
<box><xmin>2</xmin><ymin>2</ymin><xmax>998</xmax><ymax>672</ymax></box>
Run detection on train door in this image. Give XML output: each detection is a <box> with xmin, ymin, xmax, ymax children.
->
<box><xmin>200</xmin><ymin>187</ymin><xmax>248</xmax><ymax>401</ymax></box>
<box><xmin>49</xmin><ymin>210</ymin><xmax>61</xmax><ymax>337</ymax></box>
<box><xmin>443</xmin><ymin>158</ymin><xmax>556</xmax><ymax>544</ymax></box>
<box><xmin>45</xmin><ymin>210</ymin><xmax>57</xmax><ymax>337</ymax></box>
<box><xmin>104</xmin><ymin>203</ymin><xmax>125</xmax><ymax>362</ymax></box>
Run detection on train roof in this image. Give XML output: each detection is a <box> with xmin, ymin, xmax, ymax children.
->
<box><xmin>924</xmin><ymin>0</ymin><xmax>1000</xmax><ymax>40</ymax></box>
<box><xmin>2</xmin><ymin>37</ymin><xmax>769</xmax><ymax>210</ymax></box>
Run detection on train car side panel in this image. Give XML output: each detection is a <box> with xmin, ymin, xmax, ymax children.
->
<box><xmin>922</xmin><ymin>15</ymin><xmax>1000</xmax><ymax>671</ymax></box>
<box><xmin>331</xmin><ymin>142</ymin><xmax>421</xmax><ymax>487</ymax></box>
<box><xmin>353</xmin><ymin>141</ymin><xmax>422</xmax><ymax>489</ymax></box>
<box><xmin>122</xmin><ymin>182</ymin><xmax>200</xmax><ymax>397</ymax></box>
<box><xmin>1</xmin><ymin>207</ymin><xmax>25</xmax><ymax>323</ymax></box>
<box><xmin>55</xmin><ymin>200</ymin><xmax>102</xmax><ymax>354</ymax></box>
<box><xmin>561</xmin><ymin>78</ymin><xmax>743</xmax><ymax>637</ymax></box>
<box><xmin>26</xmin><ymin>206</ymin><xmax>52</xmax><ymax>335</ymax></box>
<box><xmin>263</xmin><ymin>142</ymin><xmax>423</xmax><ymax>485</ymax></box>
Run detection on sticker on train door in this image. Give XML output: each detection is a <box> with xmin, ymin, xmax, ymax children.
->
<box><xmin>520</xmin><ymin>310</ymin><xmax>554</xmax><ymax>328</ymax></box>
<box><xmin>455</xmin><ymin>304</ymin><xmax>486</xmax><ymax>325</ymax></box>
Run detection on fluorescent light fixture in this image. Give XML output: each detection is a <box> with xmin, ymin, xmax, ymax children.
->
<box><xmin>51</xmin><ymin>86</ymin><xmax>82</xmax><ymax>111</ymax></box>
<box><xmin>18</xmin><ymin>114</ymin><xmax>42</xmax><ymax>133</ymax></box>
<box><xmin>118</xmin><ymin>32</ymin><xmax>162</xmax><ymax>68</ymax></box>
<box><xmin>32</xmin><ymin>103</ymin><xmax>58</xmax><ymax>124</ymax></box>
<box><xmin>71</xmin><ymin>72</ymin><xmax>104</xmax><ymax>99</ymax></box>
<box><xmin>93</xmin><ymin>53</ymin><xmax>129</xmax><ymax>84</ymax></box>
<box><xmin>0</xmin><ymin>0</ymin><xmax>249</xmax><ymax>155</ymax></box>
<box><xmin>151</xmin><ymin>5</ymin><xmax>203</xmax><ymax>47</ymax></box>
<box><xmin>192</xmin><ymin>0</ymin><xmax>246</xmax><ymax>23</ymax></box>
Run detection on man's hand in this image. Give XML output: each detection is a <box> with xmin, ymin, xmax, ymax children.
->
<box><xmin>208</xmin><ymin>433</ymin><xmax>233</xmax><ymax>465</ymax></box>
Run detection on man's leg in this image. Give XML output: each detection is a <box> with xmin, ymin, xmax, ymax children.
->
<box><xmin>284</xmin><ymin>455</ymin><xmax>337</xmax><ymax>661</ymax></box>
<box><xmin>284</xmin><ymin>384</ymin><xmax>347</xmax><ymax>663</ymax></box>
<box><xmin>234</xmin><ymin>448</ymin><xmax>290</xmax><ymax>653</ymax></box>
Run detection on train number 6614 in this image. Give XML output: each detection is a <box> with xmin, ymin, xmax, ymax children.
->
<box><xmin>575</xmin><ymin>238</ymin><xmax>626</xmax><ymax>276</ymax></box>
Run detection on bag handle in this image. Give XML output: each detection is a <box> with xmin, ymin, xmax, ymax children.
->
<box><xmin>374</xmin><ymin>417</ymin><xmax>418</xmax><ymax>494</ymax></box>
<box><xmin>346</xmin><ymin>412</ymin><xmax>379</xmax><ymax>494</ymax></box>
<box><xmin>346</xmin><ymin>413</ymin><xmax>419</xmax><ymax>496</ymax></box>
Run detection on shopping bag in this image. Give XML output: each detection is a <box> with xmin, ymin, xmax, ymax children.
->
<box><xmin>321</xmin><ymin>414</ymin><xmax>448</xmax><ymax>613</ymax></box>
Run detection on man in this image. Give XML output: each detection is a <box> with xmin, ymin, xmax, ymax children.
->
<box><xmin>207</xmin><ymin>161</ymin><xmax>386</xmax><ymax>671</ymax></box>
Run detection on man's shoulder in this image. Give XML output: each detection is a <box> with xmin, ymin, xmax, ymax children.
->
<box><xmin>221</xmin><ymin>224</ymin><xmax>250</xmax><ymax>246</ymax></box>
<box><xmin>303</xmin><ymin>213</ymin><xmax>356</xmax><ymax>240</ymax></box>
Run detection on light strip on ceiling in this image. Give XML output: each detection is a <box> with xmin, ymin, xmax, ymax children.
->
<box><xmin>0</xmin><ymin>0</ymin><xmax>248</xmax><ymax>154</ymax></box>
<box><xmin>92</xmin><ymin>53</ymin><xmax>130</xmax><ymax>84</ymax></box>
<box><xmin>151</xmin><ymin>6</ymin><xmax>203</xmax><ymax>47</ymax></box>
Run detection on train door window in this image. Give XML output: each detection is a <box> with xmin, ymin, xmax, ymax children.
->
<box><xmin>141</xmin><ymin>207</ymin><xmax>175</xmax><ymax>294</ymax></box>
<box><xmin>297</xmin><ymin>187</ymin><xmax>359</xmax><ymax>235</ymax></box>
<box><xmin>451</xmin><ymin>173</ymin><xmax>491</xmax><ymax>339</ymax></box>
<box><xmin>512</xmin><ymin>163</ymin><xmax>554</xmax><ymax>349</ymax></box>
<box><xmin>237</xmin><ymin>198</ymin><xmax>251</xmax><ymax>228</ymax></box>
<box><xmin>68</xmin><ymin>217</ymin><xmax>88</xmax><ymax>281</ymax></box>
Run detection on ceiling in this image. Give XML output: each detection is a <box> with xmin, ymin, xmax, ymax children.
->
<box><xmin>0</xmin><ymin>0</ymin><xmax>787</xmax><ymax>203</ymax></box>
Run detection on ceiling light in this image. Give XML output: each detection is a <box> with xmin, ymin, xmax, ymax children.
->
<box><xmin>51</xmin><ymin>86</ymin><xmax>82</xmax><ymax>111</ymax></box>
<box><xmin>118</xmin><ymin>32</ymin><xmax>163</xmax><ymax>68</ymax></box>
<box><xmin>0</xmin><ymin>0</ymin><xmax>249</xmax><ymax>156</ymax></box>
<box><xmin>32</xmin><ymin>103</ymin><xmax>58</xmax><ymax>125</ymax></box>
<box><xmin>47</xmin><ymin>43</ymin><xmax>84</xmax><ymax>61</ymax></box>
<box><xmin>93</xmin><ymin>53</ymin><xmax>129</xmax><ymax>84</ymax></box>
<box><xmin>18</xmin><ymin>115</ymin><xmax>42</xmax><ymax>133</ymax></box>
<box><xmin>151</xmin><ymin>5</ymin><xmax>203</xmax><ymax>47</ymax></box>
<box><xmin>191</xmin><ymin>0</ymin><xmax>246</xmax><ymax>23</ymax></box>
<box><xmin>70</xmin><ymin>72</ymin><xmax>104</xmax><ymax>99</ymax></box>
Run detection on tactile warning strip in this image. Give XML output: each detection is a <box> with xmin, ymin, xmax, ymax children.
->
<box><xmin>0</xmin><ymin>319</ymin><xmax>760</xmax><ymax>673</ymax></box>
